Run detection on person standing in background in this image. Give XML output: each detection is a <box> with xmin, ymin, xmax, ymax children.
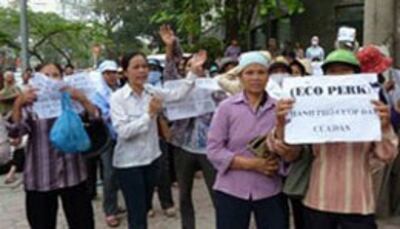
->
<box><xmin>92</xmin><ymin>60</ymin><xmax>123</xmax><ymax>227</ymax></box>
<box><xmin>306</xmin><ymin>36</ymin><xmax>325</xmax><ymax>61</ymax></box>
<box><xmin>224</xmin><ymin>39</ymin><xmax>241</xmax><ymax>60</ymax></box>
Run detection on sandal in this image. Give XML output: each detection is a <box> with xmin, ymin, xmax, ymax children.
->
<box><xmin>105</xmin><ymin>215</ymin><xmax>120</xmax><ymax>228</ymax></box>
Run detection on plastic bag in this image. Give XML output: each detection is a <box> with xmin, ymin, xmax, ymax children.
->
<box><xmin>50</xmin><ymin>92</ymin><xmax>91</xmax><ymax>153</ymax></box>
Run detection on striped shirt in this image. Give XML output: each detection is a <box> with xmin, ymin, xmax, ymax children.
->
<box><xmin>304</xmin><ymin>129</ymin><xmax>398</xmax><ymax>215</ymax></box>
<box><xmin>9</xmin><ymin>108</ymin><xmax>87</xmax><ymax>191</ymax></box>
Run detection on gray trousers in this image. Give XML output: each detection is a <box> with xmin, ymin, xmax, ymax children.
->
<box><xmin>101</xmin><ymin>140</ymin><xmax>119</xmax><ymax>216</ymax></box>
<box><xmin>173</xmin><ymin>146</ymin><xmax>216</xmax><ymax>229</ymax></box>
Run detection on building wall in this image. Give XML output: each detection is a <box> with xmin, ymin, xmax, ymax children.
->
<box><xmin>291</xmin><ymin>0</ymin><xmax>364</xmax><ymax>53</ymax></box>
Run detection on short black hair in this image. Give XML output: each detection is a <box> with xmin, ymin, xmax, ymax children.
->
<box><xmin>35</xmin><ymin>63</ymin><xmax>63</xmax><ymax>75</ymax></box>
<box><xmin>64</xmin><ymin>63</ymin><xmax>75</xmax><ymax>69</ymax></box>
<box><xmin>121</xmin><ymin>52</ymin><xmax>147</xmax><ymax>71</ymax></box>
<box><xmin>290</xmin><ymin>60</ymin><xmax>307</xmax><ymax>76</ymax></box>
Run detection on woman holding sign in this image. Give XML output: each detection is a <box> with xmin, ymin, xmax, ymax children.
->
<box><xmin>207</xmin><ymin>51</ymin><xmax>300</xmax><ymax>229</ymax></box>
<box><xmin>275</xmin><ymin>49</ymin><xmax>398</xmax><ymax>229</ymax></box>
<box><xmin>11</xmin><ymin>63</ymin><xmax>98</xmax><ymax>229</ymax></box>
<box><xmin>110</xmin><ymin>50</ymin><xmax>206</xmax><ymax>229</ymax></box>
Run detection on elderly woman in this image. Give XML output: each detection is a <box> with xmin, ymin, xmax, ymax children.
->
<box><xmin>11</xmin><ymin>63</ymin><xmax>98</xmax><ymax>229</ymax></box>
<box><xmin>207</xmin><ymin>52</ymin><xmax>299</xmax><ymax>229</ymax></box>
<box><xmin>276</xmin><ymin>49</ymin><xmax>398</xmax><ymax>229</ymax></box>
<box><xmin>110</xmin><ymin>50</ymin><xmax>206</xmax><ymax>229</ymax></box>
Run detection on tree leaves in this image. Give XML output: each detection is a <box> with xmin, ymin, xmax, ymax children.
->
<box><xmin>0</xmin><ymin>7</ymin><xmax>109</xmax><ymax>67</ymax></box>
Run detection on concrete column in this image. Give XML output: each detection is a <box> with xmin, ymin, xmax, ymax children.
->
<box><xmin>394</xmin><ymin>0</ymin><xmax>400</xmax><ymax>67</ymax></box>
<box><xmin>363</xmin><ymin>0</ymin><xmax>395</xmax><ymax>53</ymax></box>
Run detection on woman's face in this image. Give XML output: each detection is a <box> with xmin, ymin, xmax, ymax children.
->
<box><xmin>41</xmin><ymin>64</ymin><xmax>62</xmax><ymax>81</ymax></box>
<box><xmin>240</xmin><ymin>64</ymin><xmax>269</xmax><ymax>95</ymax></box>
<box><xmin>125</xmin><ymin>55</ymin><xmax>149</xmax><ymax>87</ymax></box>
<box><xmin>291</xmin><ymin>65</ymin><xmax>303</xmax><ymax>77</ymax></box>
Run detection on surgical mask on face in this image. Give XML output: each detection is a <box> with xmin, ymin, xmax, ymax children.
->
<box><xmin>148</xmin><ymin>71</ymin><xmax>162</xmax><ymax>86</ymax></box>
<box><xmin>269</xmin><ymin>73</ymin><xmax>290</xmax><ymax>86</ymax></box>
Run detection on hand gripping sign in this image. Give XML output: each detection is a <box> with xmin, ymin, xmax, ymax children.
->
<box><xmin>282</xmin><ymin>74</ymin><xmax>381</xmax><ymax>144</ymax></box>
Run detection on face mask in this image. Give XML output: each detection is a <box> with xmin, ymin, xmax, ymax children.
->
<box><xmin>312</xmin><ymin>40</ymin><xmax>319</xmax><ymax>46</ymax></box>
<box><xmin>148</xmin><ymin>71</ymin><xmax>162</xmax><ymax>86</ymax></box>
<box><xmin>269</xmin><ymin>73</ymin><xmax>290</xmax><ymax>86</ymax></box>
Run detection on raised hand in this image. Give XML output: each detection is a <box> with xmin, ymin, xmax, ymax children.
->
<box><xmin>190</xmin><ymin>50</ymin><xmax>207</xmax><ymax>76</ymax></box>
<box><xmin>159</xmin><ymin>24</ymin><xmax>176</xmax><ymax>47</ymax></box>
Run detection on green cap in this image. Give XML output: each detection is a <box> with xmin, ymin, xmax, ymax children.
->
<box><xmin>322</xmin><ymin>49</ymin><xmax>361</xmax><ymax>73</ymax></box>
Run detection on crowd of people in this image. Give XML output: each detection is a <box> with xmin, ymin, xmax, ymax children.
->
<box><xmin>0</xmin><ymin>24</ymin><xmax>399</xmax><ymax>229</ymax></box>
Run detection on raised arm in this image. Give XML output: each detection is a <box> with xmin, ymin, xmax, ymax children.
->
<box><xmin>157</xmin><ymin>50</ymin><xmax>207</xmax><ymax>102</ymax></box>
<box><xmin>215</xmin><ymin>66</ymin><xmax>242</xmax><ymax>95</ymax></box>
<box><xmin>160</xmin><ymin>25</ymin><xmax>183</xmax><ymax>81</ymax></box>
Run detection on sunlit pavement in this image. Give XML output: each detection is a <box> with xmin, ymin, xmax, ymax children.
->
<box><xmin>0</xmin><ymin>175</ymin><xmax>398</xmax><ymax>229</ymax></box>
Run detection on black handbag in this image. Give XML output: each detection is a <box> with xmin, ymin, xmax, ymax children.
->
<box><xmin>81</xmin><ymin>116</ymin><xmax>111</xmax><ymax>158</ymax></box>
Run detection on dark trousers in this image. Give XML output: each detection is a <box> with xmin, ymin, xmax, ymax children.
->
<box><xmin>0</xmin><ymin>148</ymin><xmax>25</xmax><ymax>175</ymax></box>
<box><xmin>100</xmin><ymin>140</ymin><xmax>119</xmax><ymax>216</ymax></box>
<box><xmin>215</xmin><ymin>191</ymin><xmax>289</xmax><ymax>229</ymax></box>
<box><xmin>174</xmin><ymin>147</ymin><xmax>216</xmax><ymax>229</ymax></box>
<box><xmin>289</xmin><ymin>197</ymin><xmax>306</xmax><ymax>229</ymax></box>
<box><xmin>152</xmin><ymin>140</ymin><xmax>174</xmax><ymax>210</ymax></box>
<box><xmin>85</xmin><ymin>155</ymin><xmax>101</xmax><ymax>199</ymax></box>
<box><xmin>116</xmin><ymin>159</ymin><xmax>158</xmax><ymax>229</ymax></box>
<box><xmin>25</xmin><ymin>182</ymin><xmax>94</xmax><ymax>229</ymax></box>
<box><xmin>304</xmin><ymin>207</ymin><xmax>377</xmax><ymax>229</ymax></box>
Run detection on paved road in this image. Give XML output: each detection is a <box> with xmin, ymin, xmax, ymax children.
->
<box><xmin>0</xmin><ymin>175</ymin><xmax>399</xmax><ymax>229</ymax></box>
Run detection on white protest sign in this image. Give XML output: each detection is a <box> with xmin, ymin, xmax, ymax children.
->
<box><xmin>64</xmin><ymin>72</ymin><xmax>97</xmax><ymax>98</ymax></box>
<box><xmin>282</xmin><ymin>74</ymin><xmax>381</xmax><ymax>144</ymax></box>
<box><xmin>29</xmin><ymin>73</ymin><xmax>96</xmax><ymax>119</ymax></box>
<box><xmin>195</xmin><ymin>78</ymin><xmax>221</xmax><ymax>91</ymax></box>
<box><xmin>337</xmin><ymin>27</ymin><xmax>356</xmax><ymax>42</ymax></box>
<box><xmin>163</xmin><ymin>79</ymin><xmax>218</xmax><ymax>121</ymax></box>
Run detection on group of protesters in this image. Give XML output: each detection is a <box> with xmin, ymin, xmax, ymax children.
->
<box><xmin>0</xmin><ymin>23</ymin><xmax>399</xmax><ymax>229</ymax></box>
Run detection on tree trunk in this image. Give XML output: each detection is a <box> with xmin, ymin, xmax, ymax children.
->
<box><xmin>224</xmin><ymin>0</ymin><xmax>239</xmax><ymax>43</ymax></box>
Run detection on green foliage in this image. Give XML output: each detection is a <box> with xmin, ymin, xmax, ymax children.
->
<box><xmin>94</xmin><ymin>0</ymin><xmax>163</xmax><ymax>55</ymax></box>
<box><xmin>260</xmin><ymin>0</ymin><xmax>304</xmax><ymax>17</ymax></box>
<box><xmin>194</xmin><ymin>37</ymin><xmax>223</xmax><ymax>61</ymax></box>
<box><xmin>0</xmin><ymin>7</ymin><xmax>109</xmax><ymax>68</ymax></box>
<box><xmin>152</xmin><ymin>0</ymin><xmax>304</xmax><ymax>49</ymax></box>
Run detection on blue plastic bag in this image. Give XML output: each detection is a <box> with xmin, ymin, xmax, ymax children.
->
<box><xmin>50</xmin><ymin>92</ymin><xmax>91</xmax><ymax>153</ymax></box>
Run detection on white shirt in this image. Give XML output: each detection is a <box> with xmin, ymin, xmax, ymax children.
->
<box><xmin>306</xmin><ymin>45</ymin><xmax>325</xmax><ymax>61</ymax></box>
<box><xmin>111</xmin><ymin>73</ymin><xmax>196</xmax><ymax>168</ymax></box>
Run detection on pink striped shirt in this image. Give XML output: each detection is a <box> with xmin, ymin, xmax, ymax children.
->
<box><xmin>304</xmin><ymin>129</ymin><xmax>398</xmax><ymax>215</ymax></box>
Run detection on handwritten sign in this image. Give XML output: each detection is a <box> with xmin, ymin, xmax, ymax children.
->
<box><xmin>163</xmin><ymin>79</ymin><xmax>220</xmax><ymax>121</ymax></box>
<box><xmin>337</xmin><ymin>27</ymin><xmax>356</xmax><ymax>42</ymax></box>
<box><xmin>282</xmin><ymin>74</ymin><xmax>381</xmax><ymax>144</ymax></box>
<box><xmin>29</xmin><ymin>73</ymin><xmax>97</xmax><ymax>119</ymax></box>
